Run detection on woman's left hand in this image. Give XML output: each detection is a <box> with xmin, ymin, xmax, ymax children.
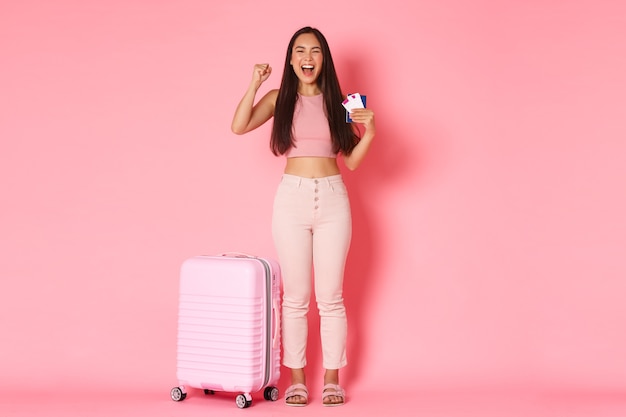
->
<box><xmin>349</xmin><ymin>108</ymin><xmax>376</xmax><ymax>134</ymax></box>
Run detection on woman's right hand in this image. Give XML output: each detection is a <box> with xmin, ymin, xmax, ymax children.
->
<box><xmin>252</xmin><ymin>63</ymin><xmax>272</xmax><ymax>87</ymax></box>
<box><xmin>232</xmin><ymin>65</ymin><xmax>277</xmax><ymax>135</ymax></box>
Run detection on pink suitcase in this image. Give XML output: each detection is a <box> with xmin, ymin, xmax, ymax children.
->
<box><xmin>170</xmin><ymin>254</ymin><xmax>281</xmax><ymax>409</ymax></box>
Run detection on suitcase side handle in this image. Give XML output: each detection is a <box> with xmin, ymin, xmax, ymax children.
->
<box><xmin>272</xmin><ymin>298</ymin><xmax>281</xmax><ymax>349</ymax></box>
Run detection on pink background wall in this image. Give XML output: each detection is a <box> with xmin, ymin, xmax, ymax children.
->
<box><xmin>1</xmin><ymin>0</ymin><xmax>625</xmax><ymax>397</ymax></box>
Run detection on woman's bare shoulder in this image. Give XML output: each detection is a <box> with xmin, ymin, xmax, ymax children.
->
<box><xmin>258</xmin><ymin>88</ymin><xmax>279</xmax><ymax>108</ymax></box>
<box><xmin>265</xmin><ymin>89</ymin><xmax>279</xmax><ymax>100</ymax></box>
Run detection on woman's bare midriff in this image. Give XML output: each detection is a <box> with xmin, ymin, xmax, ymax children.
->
<box><xmin>284</xmin><ymin>157</ymin><xmax>341</xmax><ymax>178</ymax></box>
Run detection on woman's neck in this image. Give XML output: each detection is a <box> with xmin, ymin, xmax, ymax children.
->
<box><xmin>298</xmin><ymin>83</ymin><xmax>321</xmax><ymax>97</ymax></box>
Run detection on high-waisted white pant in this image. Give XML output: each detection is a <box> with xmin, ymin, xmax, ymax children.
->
<box><xmin>272</xmin><ymin>174</ymin><xmax>351</xmax><ymax>370</ymax></box>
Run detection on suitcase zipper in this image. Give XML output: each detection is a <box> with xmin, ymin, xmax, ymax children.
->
<box><xmin>256</xmin><ymin>257</ymin><xmax>273</xmax><ymax>388</ymax></box>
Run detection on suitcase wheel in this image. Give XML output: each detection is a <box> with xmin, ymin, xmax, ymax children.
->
<box><xmin>170</xmin><ymin>387</ymin><xmax>187</xmax><ymax>402</ymax></box>
<box><xmin>236</xmin><ymin>393</ymin><xmax>252</xmax><ymax>409</ymax></box>
<box><xmin>263</xmin><ymin>386</ymin><xmax>279</xmax><ymax>402</ymax></box>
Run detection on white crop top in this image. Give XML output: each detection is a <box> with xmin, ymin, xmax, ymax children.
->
<box><xmin>285</xmin><ymin>94</ymin><xmax>337</xmax><ymax>158</ymax></box>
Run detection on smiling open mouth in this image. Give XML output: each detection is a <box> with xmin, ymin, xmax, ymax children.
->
<box><xmin>302</xmin><ymin>65</ymin><xmax>314</xmax><ymax>76</ymax></box>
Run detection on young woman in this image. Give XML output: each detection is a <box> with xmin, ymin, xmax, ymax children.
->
<box><xmin>231</xmin><ymin>26</ymin><xmax>375</xmax><ymax>407</ymax></box>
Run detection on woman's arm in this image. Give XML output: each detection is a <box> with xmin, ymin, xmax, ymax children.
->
<box><xmin>342</xmin><ymin>108</ymin><xmax>376</xmax><ymax>170</ymax></box>
<box><xmin>231</xmin><ymin>64</ymin><xmax>278</xmax><ymax>135</ymax></box>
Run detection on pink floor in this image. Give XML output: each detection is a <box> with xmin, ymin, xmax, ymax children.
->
<box><xmin>3</xmin><ymin>388</ymin><xmax>626</xmax><ymax>417</ymax></box>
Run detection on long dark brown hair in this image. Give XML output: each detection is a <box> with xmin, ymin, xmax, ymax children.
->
<box><xmin>270</xmin><ymin>27</ymin><xmax>358</xmax><ymax>156</ymax></box>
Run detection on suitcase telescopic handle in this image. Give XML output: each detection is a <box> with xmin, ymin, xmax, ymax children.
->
<box><xmin>219</xmin><ymin>252</ymin><xmax>256</xmax><ymax>258</ymax></box>
<box><xmin>272</xmin><ymin>298</ymin><xmax>281</xmax><ymax>349</ymax></box>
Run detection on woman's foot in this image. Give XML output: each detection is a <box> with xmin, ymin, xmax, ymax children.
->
<box><xmin>322</xmin><ymin>384</ymin><xmax>345</xmax><ymax>406</ymax></box>
<box><xmin>322</xmin><ymin>369</ymin><xmax>345</xmax><ymax>406</ymax></box>
<box><xmin>285</xmin><ymin>368</ymin><xmax>307</xmax><ymax>406</ymax></box>
<box><xmin>285</xmin><ymin>383</ymin><xmax>308</xmax><ymax>406</ymax></box>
